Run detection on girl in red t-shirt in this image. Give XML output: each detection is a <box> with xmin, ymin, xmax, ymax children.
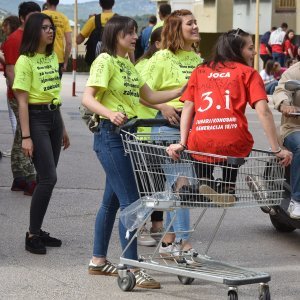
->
<box><xmin>283</xmin><ymin>29</ymin><xmax>297</xmax><ymax>61</ymax></box>
<box><xmin>167</xmin><ymin>28</ymin><xmax>292</xmax><ymax>203</ymax></box>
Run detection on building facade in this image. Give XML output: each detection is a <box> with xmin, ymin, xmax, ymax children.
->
<box><xmin>152</xmin><ymin>0</ymin><xmax>298</xmax><ymax>34</ymax></box>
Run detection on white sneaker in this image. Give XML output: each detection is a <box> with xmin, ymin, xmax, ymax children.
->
<box><xmin>159</xmin><ymin>241</ymin><xmax>182</xmax><ymax>257</ymax></box>
<box><xmin>137</xmin><ymin>227</ymin><xmax>157</xmax><ymax>247</ymax></box>
<box><xmin>288</xmin><ymin>200</ymin><xmax>300</xmax><ymax>219</ymax></box>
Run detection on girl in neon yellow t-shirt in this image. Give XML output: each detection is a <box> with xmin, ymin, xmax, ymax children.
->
<box><xmin>82</xmin><ymin>15</ymin><xmax>184</xmax><ymax>288</ymax></box>
<box><xmin>13</xmin><ymin>13</ymin><xmax>70</xmax><ymax>255</ymax></box>
<box><xmin>142</xmin><ymin>9</ymin><xmax>202</xmax><ymax>257</ymax></box>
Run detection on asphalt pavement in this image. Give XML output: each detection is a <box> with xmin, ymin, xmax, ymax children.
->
<box><xmin>0</xmin><ymin>73</ymin><xmax>299</xmax><ymax>300</ymax></box>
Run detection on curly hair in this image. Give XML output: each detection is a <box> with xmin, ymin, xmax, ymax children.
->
<box><xmin>161</xmin><ymin>9</ymin><xmax>196</xmax><ymax>54</ymax></box>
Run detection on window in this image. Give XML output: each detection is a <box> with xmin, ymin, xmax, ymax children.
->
<box><xmin>275</xmin><ymin>0</ymin><xmax>296</xmax><ymax>12</ymax></box>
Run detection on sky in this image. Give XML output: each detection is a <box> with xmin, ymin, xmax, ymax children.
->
<box><xmin>59</xmin><ymin>0</ymin><xmax>94</xmax><ymax>4</ymax></box>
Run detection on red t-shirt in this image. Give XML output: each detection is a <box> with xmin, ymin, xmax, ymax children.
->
<box><xmin>259</xmin><ymin>43</ymin><xmax>269</xmax><ymax>55</ymax></box>
<box><xmin>283</xmin><ymin>39</ymin><xmax>296</xmax><ymax>57</ymax></box>
<box><xmin>271</xmin><ymin>44</ymin><xmax>283</xmax><ymax>54</ymax></box>
<box><xmin>181</xmin><ymin>62</ymin><xmax>267</xmax><ymax>161</ymax></box>
<box><xmin>1</xmin><ymin>28</ymin><xmax>23</xmax><ymax>99</ymax></box>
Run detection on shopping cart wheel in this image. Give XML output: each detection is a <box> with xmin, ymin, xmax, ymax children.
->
<box><xmin>177</xmin><ymin>275</ymin><xmax>194</xmax><ymax>285</ymax></box>
<box><xmin>259</xmin><ymin>284</ymin><xmax>271</xmax><ymax>300</ymax></box>
<box><xmin>270</xmin><ymin>214</ymin><xmax>296</xmax><ymax>232</ymax></box>
<box><xmin>228</xmin><ymin>289</ymin><xmax>238</xmax><ymax>300</ymax></box>
<box><xmin>117</xmin><ymin>272</ymin><xmax>136</xmax><ymax>292</ymax></box>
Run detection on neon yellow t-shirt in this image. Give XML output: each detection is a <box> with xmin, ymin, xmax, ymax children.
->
<box><xmin>149</xmin><ymin>20</ymin><xmax>164</xmax><ymax>42</ymax></box>
<box><xmin>86</xmin><ymin>53</ymin><xmax>145</xmax><ymax>119</ymax></box>
<box><xmin>135</xmin><ymin>58</ymin><xmax>158</xmax><ymax>134</ymax></box>
<box><xmin>13</xmin><ymin>53</ymin><xmax>61</xmax><ymax>104</ymax></box>
<box><xmin>43</xmin><ymin>10</ymin><xmax>72</xmax><ymax>63</ymax></box>
<box><xmin>144</xmin><ymin>49</ymin><xmax>202</xmax><ymax>109</ymax></box>
<box><xmin>80</xmin><ymin>13</ymin><xmax>115</xmax><ymax>38</ymax></box>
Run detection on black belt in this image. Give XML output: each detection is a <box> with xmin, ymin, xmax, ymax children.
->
<box><xmin>28</xmin><ymin>104</ymin><xmax>60</xmax><ymax>111</ymax></box>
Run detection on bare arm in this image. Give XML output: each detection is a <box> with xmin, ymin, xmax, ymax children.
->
<box><xmin>140</xmin><ymin>99</ymin><xmax>181</xmax><ymax>124</ymax></box>
<box><xmin>167</xmin><ymin>100</ymin><xmax>194</xmax><ymax>160</ymax></box>
<box><xmin>6</xmin><ymin>65</ymin><xmax>14</xmax><ymax>88</ymax></box>
<box><xmin>287</xmin><ymin>48</ymin><xmax>294</xmax><ymax>59</ymax></box>
<box><xmin>255</xmin><ymin>100</ymin><xmax>292</xmax><ymax>166</ymax></box>
<box><xmin>15</xmin><ymin>90</ymin><xmax>33</xmax><ymax>157</ymax></box>
<box><xmin>76</xmin><ymin>33</ymin><xmax>85</xmax><ymax>45</ymax></box>
<box><xmin>63</xmin><ymin>32</ymin><xmax>72</xmax><ymax>71</ymax></box>
<box><xmin>82</xmin><ymin>86</ymin><xmax>127</xmax><ymax>126</ymax></box>
<box><xmin>139</xmin><ymin>83</ymin><xmax>182</xmax><ymax>105</ymax></box>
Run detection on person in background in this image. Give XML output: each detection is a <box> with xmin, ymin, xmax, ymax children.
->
<box><xmin>43</xmin><ymin>0</ymin><xmax>72</xmax><ymax>78</ymax></box>
<box><xmin>273</xmin><ymin>60</ymin><xmax>286</xmax><ymax>80</ymax></box>
<box><xmin>273</xmin><ymin>62</ymin><xmax>300</xmax><ymax>219</ymax></box>
<box><xmin>135</xmin><ymin>27</ymin><xmax>164</xmax><ymax>247</ymax></box>
<box><xmin>13</xmin><ymin>13</ymin><xmax>70</xmax><ymax>254</ymax></box>
<box><xmin>82</xmin><ymin>15</ymin><xmax>184</xmax><ymax>289</ymax></box>
<box><xmin>1</xmin><ymin>1</ymin><xmax>41</xmax><ymax>196</ymax></box>
<box><xmin>42</xmin><ymin>2</ymin><xmax>48</xmax><ymax>10</ymax></box>
<box><xmin>269</xmin><ymin>22</ymin><xmax>288</xmax><ymax>67</ymax></box>
<box><xmin>141</xmin><ymin>15</ymin><xmax>157</xmax><ymax>53</ymax></box>
<box><xmin>166</xmin><ymin>28</ymin><xmax>292</xmax><ymax>202</ymax></box>
<box><xmin>1</xmin><ymin>16</ymin><xmax>20</xmax><ymax>141</ymax></box>
<box><xmin>259</xmin><ymin>26</ymin><xmax>276</xmax><ymax>68</ymax></box>
<box><xmin>143</xmin><ymin>9</ymin><xmax>202</xmax><ymax>256</ymax></box>
<box><xmin>76</xmin><ymin>0</ymin><xmax>115</xmax><ymax>46</ymax></box>
<box><xmin>259</xmin><ymin>59</ymin><xmax>279</xmax><ymax>95</ymax></box>
<box><xmin>283</xmin><ymin>29</ymin><xmax>297</xmax><ymax>62</ymax></box>
<box><xmin>151</xmin><ymin>3</ymin><xmax>171</xmax><ymax>33</ymax></box>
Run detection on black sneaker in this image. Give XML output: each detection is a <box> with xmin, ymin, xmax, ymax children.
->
<box><xmin>25</xmin><ymin>232</ymin><xmax>46</xmax><ymax>254</ymax></box>
<box><xmin>40</xmin><ymin>230</ymin><xmax>62</xmax><ymax>247</ymax></box>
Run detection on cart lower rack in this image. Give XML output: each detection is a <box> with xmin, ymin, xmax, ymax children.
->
<box><xmin>117</xmin><ymin>130</ymin><xmax>284</xmax><ymax>299</ymax></box>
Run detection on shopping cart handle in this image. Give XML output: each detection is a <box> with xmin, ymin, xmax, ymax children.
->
<box><xmin>118</xmin><ymin>118</ymin><xmax>179</xmax><ymax>132</ymax></box>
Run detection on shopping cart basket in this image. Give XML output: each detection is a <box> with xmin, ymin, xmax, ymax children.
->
<box><xmin>117</xmin><ymin>119</ymin><xmax>285</xmax><ymax>299</ymax></box>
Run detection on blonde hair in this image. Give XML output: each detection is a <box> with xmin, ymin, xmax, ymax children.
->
<box><xmin>161</xmin><ymin>9</ymin><xmax>196</xmax><ymax>53</ymax></box>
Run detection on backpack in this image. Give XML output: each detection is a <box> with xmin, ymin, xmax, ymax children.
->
<box><xmin>84</xmin><ymin>14</ymin><xmax>103</xmax><ymax>66</ymax></box>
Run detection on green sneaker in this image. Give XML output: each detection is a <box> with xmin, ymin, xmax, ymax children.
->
<box><xmin>88</xmin><ymin>259</ymin><xmax>118</xmax><ymax>276</ymax></box>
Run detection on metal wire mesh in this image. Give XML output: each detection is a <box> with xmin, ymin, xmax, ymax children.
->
<box><xmin>122</xmin><ymin>132</ymin><xmax>285</xmax><ymax>209</ymax></box>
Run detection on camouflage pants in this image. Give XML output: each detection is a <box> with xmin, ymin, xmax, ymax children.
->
<box><xmin>10</xmin><ymin>98</ymin><xmax>36</xmax><ymax>180</ymax></box>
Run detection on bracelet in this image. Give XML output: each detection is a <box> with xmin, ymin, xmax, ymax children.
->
<box><xmin>22</xmin><ymin>136</ymin><xmax>31</xmax><ymax>140</ymax></box>
<box><xmin>179</xmin><ymin>143</ymin><xmax>187</xmax><ymax>150</ymax></box>
<box><xmin>270</xmin><ymin>147</ymin><xmax>282</xmax><ymax>154</ymax></box>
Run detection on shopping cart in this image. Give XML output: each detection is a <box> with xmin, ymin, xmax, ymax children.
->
<box><xmin>117</xmin><ymin>119</ymin><xmax>285</xmax><ymax>299</ymax></box>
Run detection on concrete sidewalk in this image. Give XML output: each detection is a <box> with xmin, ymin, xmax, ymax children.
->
<box><xmin>1</xmin><ymin>74</ymin><xmax>299</xmax><ymax>300</ymax></box>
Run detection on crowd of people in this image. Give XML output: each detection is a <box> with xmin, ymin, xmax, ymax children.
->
<box><xmin>0</xmin><ymin>0</ymin><xmax>299</xmax><ymax>291</ymax></box>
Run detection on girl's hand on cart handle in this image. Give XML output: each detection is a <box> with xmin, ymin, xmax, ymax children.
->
<box><xmin>280</xmin><ymin>104</ymin><xmax>299</xmax><ymax>117</ymax></box>
<box><xmin>166</xmin><ymin>143</ymin><xmax>185</xmax><ymax>160</ymax></box>
<box><xmin>276</xmin><ymin>149</ymin><xmax>293</xmax><ymax>167</ymax></box>
<box><xmin>109</xmin><ymin>112</ymin><xmax>128</xmax><ymax>126</ymax></box>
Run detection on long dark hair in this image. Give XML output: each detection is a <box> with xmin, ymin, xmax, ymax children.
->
<box><xmin>20</xmin><ymin>13</ymin><xmax>55</xmax><ymax>57</ymax></box>
<box><xmin>2</xmin><ymin>15</ymin><xmax>20</xmax><ymax>35</ymax></box>
<box><xmin>205</xmin><ymin>28</ymin><xmax>251</xmax><ymax>69</ymax></box>
<box><xmin>101</xmin><ymin>15</ymin><xmax>137</xmax><ymax>57</ymax></box>
<box><xmin>136</xmin><ymin>27</ymin><xmax>162</xmax><ymax>63</ymax></box>
<box><xmin>283</xmin><ymin>29</ymin><xmax>295</xmax><ymax>43</ymax></box>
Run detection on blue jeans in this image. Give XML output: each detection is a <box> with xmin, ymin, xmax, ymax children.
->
<box><xmin>265</xmin><ymin>80</ymin><xmax>278</xmax><ymax>95</ymax></box>
<box><xmin>29</xmin><ymin>109</ymin><xmax>63</xmax><ymax>234</ymax></box>
<box><xmin>272</xmin><ymin>52</ymin><xmax>285</xmax><ymax>67</ymax></box>
<box><xmin>151</xmin><ymin>112</ymin><xmax>192</xmax><ymax>242</ymax></box>
<box><xmin>283</xmin><ymin>131</ymin><xmax>300</xmax><ymax>202</ymax></box>
<box><xmin>93</xmin><ymin>120</ymin><xmax>139</xmax><ymax>260</ymax></box>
